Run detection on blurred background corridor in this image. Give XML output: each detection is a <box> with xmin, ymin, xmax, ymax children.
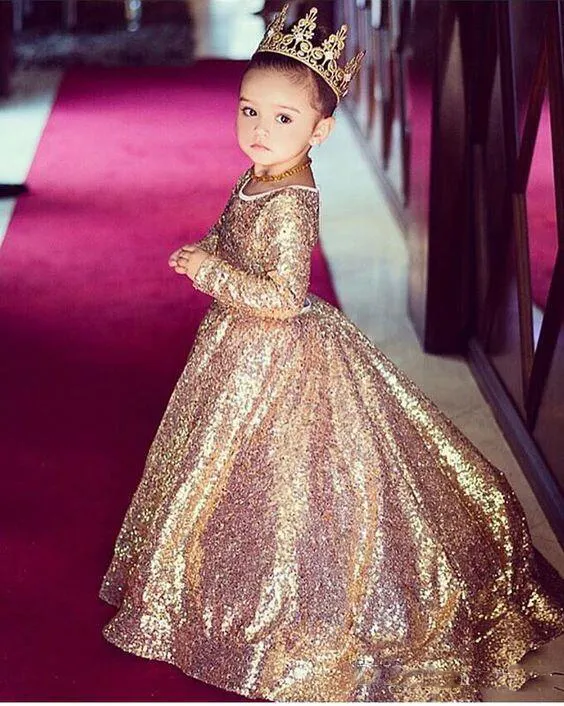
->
<box><xmin>1</xmin><ymin>0</ymin><xmax>563</xmax><ymax>700</ymax></box>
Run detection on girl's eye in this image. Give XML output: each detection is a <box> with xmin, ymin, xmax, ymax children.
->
<box><xmin>276</xmin><ymin>114</ymin><xmax>292</xmax><ymax>125</ymax></box>
<box><xmin>241</xmin><ymin>106</ymin><xmax>257</xmax><ymax>117</ymax></box>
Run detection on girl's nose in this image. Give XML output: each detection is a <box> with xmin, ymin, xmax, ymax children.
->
<box><xmin>255</xmin><ymin>123</ymin><xmax>269</xmax><ymax>137</ymax></box>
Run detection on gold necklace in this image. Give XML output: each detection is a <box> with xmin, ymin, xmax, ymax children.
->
<box><xmin>251</xmin><ymin>157</ymin><xmax>312</xmax><ymax>183</ymax></box>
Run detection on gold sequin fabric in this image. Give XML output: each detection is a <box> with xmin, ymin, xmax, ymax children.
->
<box><xmin>99</xmin><ymin>169</ymin><xmax>564</xmax><ymax>702</ymax></box>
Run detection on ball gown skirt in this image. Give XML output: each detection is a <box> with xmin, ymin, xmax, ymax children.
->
<box><xmin>99</xmin><ymin>171</ymin><xmax>564</xmax><ymax>702</ymax></box>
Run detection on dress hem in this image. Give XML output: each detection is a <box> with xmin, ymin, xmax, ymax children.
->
<box><xmin>99</xmin><ymin>591</ymin><xmax>269</xmax><ymax>702</ymax></box>
<box><xmin>98</xmin><ymin>589</ymin><xmax>562</xmax><ymax>702</ymax></box>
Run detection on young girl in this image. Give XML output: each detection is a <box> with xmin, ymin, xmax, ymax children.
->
<box><xmin>99</xmin><ymin>4</ymin><xmax>564</xmax><ymax>701</ymax></box>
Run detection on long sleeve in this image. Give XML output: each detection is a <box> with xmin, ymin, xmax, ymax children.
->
<box><xmin>194</xmin><ymin>222</ymin><xmax>220</xmax><ymax>255</ymax></box>
<box><xmin>193</xmin><ymin>169</ymin><xmax>253</xmax><ymax>254</ymax></box>
<box><xmin>192</xmin><ymin>190</ymin><xmax>317</xmax><ymax>320</ymax></box>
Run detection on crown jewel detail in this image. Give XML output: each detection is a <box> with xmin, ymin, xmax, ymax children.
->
<box><xmin>255</xmin><ymin>4</ymin><xmax>365</xmax><ymax>101</ymax></box>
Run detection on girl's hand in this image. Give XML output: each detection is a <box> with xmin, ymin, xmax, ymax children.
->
<box><xmin>168</xmin><ymin>244</ymin><xmax>194</xmax><ymax>268</ymax></box>
<box><xmin>168</xmin><ymin>245</ymin><xmax>210</xmax><ymax>281</ymax></box>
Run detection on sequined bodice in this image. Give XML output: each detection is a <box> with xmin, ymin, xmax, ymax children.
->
<box><xmin>218</xmin><ymin>176</ymin><xmax>319</xmax><ymax>274</ymax></box>
<box><xmin>191</xmin><ymin>170</ymin><xmax>320</xmax><ymax>319</ymax></box>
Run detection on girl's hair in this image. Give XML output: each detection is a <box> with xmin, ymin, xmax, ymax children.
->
<box><xmin>245</xmin><ymin>24</ymin><xmax>338</xmax><ymax>118</ymax></box>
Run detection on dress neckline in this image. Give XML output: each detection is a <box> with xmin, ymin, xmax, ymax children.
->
<box><xmin>238</xmin><ymin>172</ymin><xmax>319</xmax><ymax>201</ymax></box>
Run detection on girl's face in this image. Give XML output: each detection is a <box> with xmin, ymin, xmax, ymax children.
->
<box><xmin>237</xmin><ymin>67</ymin><xmax>334</xmax><ymax>171</ymax></box>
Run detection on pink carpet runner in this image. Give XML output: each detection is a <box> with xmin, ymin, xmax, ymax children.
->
<box><xmin>528</xmin><ymin>102</ymin><xmax>558</xmax><ymax>310</ymax></box>
<box><xmin>0</xmin><ymin>62</ymin><xmax>340</xmax><ymax>700</ymax></box>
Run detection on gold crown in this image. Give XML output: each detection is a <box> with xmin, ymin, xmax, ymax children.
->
<box><xmin>254</xmin><ymin>4</ymin><xmax>365</xmax><ymax>102</ymax></box>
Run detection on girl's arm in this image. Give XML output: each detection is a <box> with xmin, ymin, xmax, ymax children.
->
<box><xmin>191</xmin><ymin>190</ymin><xmax>317</xmax><ymax>320</ymax></box>
<box><xmin>193</xmin><ymin>220</ymin><xmax>221</xmax><ymax>255</ymax></box>
<box><xmin>192</xmin><ymin>169</ymin><xmax>253</xmax><ymax>254</ymax></box>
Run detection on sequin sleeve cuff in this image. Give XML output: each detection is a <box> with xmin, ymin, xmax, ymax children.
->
<box><xmin>194</xmin><ymin>226</ymin><xmax>220</xmax><ymax>255</ymax></box>
<box><xmin>191</xmin><ymin>254</ymin><xmax>304</xmax><ymax>320</ymax></box>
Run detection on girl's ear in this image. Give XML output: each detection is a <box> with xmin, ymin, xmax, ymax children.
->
<box><xmin>309</xmin><ymin>116</ymin><xmax>336</xmax><ymax>146</ymax></box>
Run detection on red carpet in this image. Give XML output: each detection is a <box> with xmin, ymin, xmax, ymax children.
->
<box><xmin>0</xmin><ymin>63</ymin><xmax>340</xmax><ymax>700</ymax></box>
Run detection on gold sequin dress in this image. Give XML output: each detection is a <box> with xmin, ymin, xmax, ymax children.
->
<box><xmin>99</xmin><ymin>168</ymin><xmax>564</xmax><ymax>702</ymax></box>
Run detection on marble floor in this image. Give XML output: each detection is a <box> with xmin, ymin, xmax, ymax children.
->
<box><xmin>1</xmin><ymin>7</ymin><xmax>563</xmax><ymax>699</ymax></box>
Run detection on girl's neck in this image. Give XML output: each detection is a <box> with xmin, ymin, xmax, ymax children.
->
<box><xmin>252</xmin><ymin>150</ymin><xmax>311</xmax><ymax>179</ymax></box>
<box><xmin>244</xmin><ymin>154</ymin><xmax>316</xmax><ymax>196</ymax></box>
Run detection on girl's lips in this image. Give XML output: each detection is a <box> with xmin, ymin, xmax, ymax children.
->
<box><xmin>251</xmin><ymin>143</ymin><xmax>270</xmax><ymax>151</ymax></box>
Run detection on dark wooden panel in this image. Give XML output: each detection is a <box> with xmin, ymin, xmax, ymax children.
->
<box><xmin>355</xmin><ymin>5</ymin><xmax>373</xmax><ymax>136</ymax></box>
<box><xmin>530</xmin><ymin>3</ymin><xmax>564</xmax><ymax>492</ymax></box>
<box><xmin>469</xmin><ymin>0</ymin><xmax>564</xmax><ymax>538</ymax></box>
<box><xmin>403</xmin><ymin>1</ymin><xmax>438</xmax><ymax>344</ymax></box>
<box><xmin>345</xmin><ymin>0</ymin><xmax>473</xmax><ymax>352</ymax></box>
<box><xmin>423</xmin><ymin>5</ymin><xmax>470</xmax><ymax>352</ymax></box>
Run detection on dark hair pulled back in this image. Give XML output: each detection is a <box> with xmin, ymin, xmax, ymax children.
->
<box><xmin>244</xmin><ymin>23</ymin><xmax>338</xmax><ymax>118</ymax></box>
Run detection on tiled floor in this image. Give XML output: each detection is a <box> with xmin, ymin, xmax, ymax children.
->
<box><xmin>1</xmin><ymin>7</ymin><xmax>563</xmax><ymax>698</ymax></box>
<box><xmin>0</xmin><ymin>68</ymin><xmax>61</xmax><ymax>244</ymax></box>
